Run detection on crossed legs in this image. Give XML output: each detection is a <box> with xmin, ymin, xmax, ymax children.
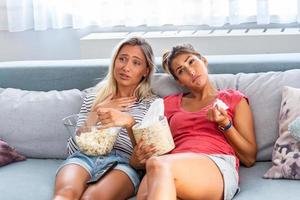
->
<box><xmin>137</xmin><ymin>153</ymin><xmax>224</xmax><ymax>200</ymax></box>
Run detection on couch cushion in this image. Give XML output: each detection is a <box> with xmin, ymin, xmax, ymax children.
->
<box><xmin>1</xmin><ymin>160</ymin><xmax>297</xmax><ymax>200</ymax></box>
<box><xmin>237</xmin><ymin>70</ymin><xmax>300</xmax><ymax>161</ymax></box>
<box><xmin>263</xmin><ymin>86</ymin><xmax>300</xmax><ymax>179</ymax></box>
<box><xmin>0</xmin><ymin>88</ymin><xmax>84</xmax><ymax>159</ymax></box>
<box><xmin>0</xmin><ymin>158</ymin><xmax>62</xmax><ymax>200</ymax></box>
<box><xmin>234</xmin><ymin>162</ymin><xmax>300</xmax><ymax>200</ymax></box>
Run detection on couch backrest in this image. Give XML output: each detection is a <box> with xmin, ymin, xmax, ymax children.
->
<box><xmin>0</xmin><ymin>59</ymin><xmax>109</xmax><ymax>91</ymax></box>
<box><xmin>1</xmin><ymin>53</ymin><xmax>300</xmax><ymax>91</ymax></box>
<box><xmin>1</xmin><ymin>54</ymin><xmax>300</xmax><ymax>160</ymax></box>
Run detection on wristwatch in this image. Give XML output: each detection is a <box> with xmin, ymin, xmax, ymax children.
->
<box><xmin>218</xmin><ymin>120</ymin><xmax>232</xmax><ymax>132</ymax></box>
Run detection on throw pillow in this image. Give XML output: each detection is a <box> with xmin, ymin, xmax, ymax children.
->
<box><xmin>0</xmin><ymin>88</ymin><xmax>84</xmax><ymax>159</ymax></box>
<box><xmin>0</xmin><ymin>138</ymin><xmax>26</xmax><ymax>167</ymax></box>
<box><xmin>264</xmin><ymin>86</ymin><xmax>300</xmax><ymax>179</ymax></box>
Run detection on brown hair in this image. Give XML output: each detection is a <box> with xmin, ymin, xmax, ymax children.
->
<box><xmin>162</xmin><ymin>44</ymin><xmax>201</xmax><ymax>79</ymax></box>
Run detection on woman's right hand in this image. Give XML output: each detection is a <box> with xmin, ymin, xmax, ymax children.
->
<box><xmin>207</xmin><ymin>104</ymin><xmax>230</xmax><ymax>127</ymax></box>
<box><xmin>130</xmin><ymin>139</ymin><xmax>157</xmax><ymax>169</ymax></box>
<box><xmin>94</xmin><ymin>94</ymin><xmax>136</xmax><ymax>112</ymax></box>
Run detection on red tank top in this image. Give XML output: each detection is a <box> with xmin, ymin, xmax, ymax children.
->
<box><xmin>164</xmin><ymin>89</ymin><xmax>247</xmax><ymax>170</ymax></box>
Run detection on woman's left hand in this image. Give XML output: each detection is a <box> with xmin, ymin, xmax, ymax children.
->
<box><xmin>97</xmin><ymin>107</ymin><xmax>135</xmax><ymax>129</ymax></box>
<box><xmin>130</xmin><ymin>139</ymin><xmax>157</xmax><ymax>169</ymax></box>
<box><xmin>207</xmin><ymin>105</ymin><xmax>230</xmax><ymax>127</ymax></box>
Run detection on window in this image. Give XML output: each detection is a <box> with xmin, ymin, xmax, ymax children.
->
<box><xmin>0</xmin><ymin>0</ymin><xmax>299</xmax><ymax>32</ymax></box>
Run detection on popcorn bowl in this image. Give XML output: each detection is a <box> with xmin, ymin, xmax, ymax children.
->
<box><xmin>63</xmin><ymin>114</ymin><xmax>120</xmax><ymax>156</ymax></box>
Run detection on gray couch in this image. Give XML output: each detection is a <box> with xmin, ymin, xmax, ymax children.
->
<box><xmin>1</xmin><ymin>53</ymin><xmax>300</xmax><ymax>200</ymax></box>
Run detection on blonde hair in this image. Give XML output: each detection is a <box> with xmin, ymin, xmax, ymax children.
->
<box><xmin>92</xmin><ymin>36</ymin><xmax>155</xmax><ymax>109</ymax></box>
<box><xmin>162</xmin><ymin>44</ymin><xmax>201</xmax><ymax>80</ymax></box>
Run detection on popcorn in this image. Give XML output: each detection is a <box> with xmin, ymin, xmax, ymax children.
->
<box><xmin>132</xmin><ymin>99</ymin><xmax>175</xmax><ymax>156</ymax></box>
<box><xmin>213</xmin><ymin>99</ymin><xmax>229</xmax><ymax>110</ymax></box>
<box><xmin>133</xmin><ymin>116</ymin><xmax>175</xmax><ymax>156</ymax></box>
<box><xmin>75</xmin><ymin>128</ymin><xmax>119</xmax><ymax>156</ymax></box>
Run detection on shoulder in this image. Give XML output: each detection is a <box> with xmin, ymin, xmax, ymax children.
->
<box><xmin>219</xmin><ymin>89</ymin><xmax>244</xmax><ymax>97</ymax></box>
<box><xmin>83</xmin><ymin>91</ymin><xmax>97</xmax><ymax>103</ymax></box>
<box><xmin>163</xmin><ymin>93</ymin><xmax>182</xmax><ymax>115</ymax></box>
<box><xmin>163</xmin><ymin>93</ymin><xmax>182</xmax><ymax>103</ymax></box>
<box><xmin>218</xmin><ymin>89</ymin><xmax>249</xmax><ymax>112</ymax></box>
<box><xmin>80</xmin><ymin>91</ymin><xmax>97</xmax><ymax>111</ymax></box>
<box><xmin>219</xmin><ymin>89</ymin><xmax>248</xmax><ymax>102</ymax></box>
<box><xmin>164</xmin><ymin>93</ymin><xmax>182</xmax><ymax>107</ymax></box>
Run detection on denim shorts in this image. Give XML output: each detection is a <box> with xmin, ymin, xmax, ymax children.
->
<box><xmin>56</xmin><ymin>149</ymin><xmax>141</xmax><ymax>193</ymax></box>
<box><xmin>207</xmin><ymin>154</ymin><xmax>240</xmax><ymax>200</ymax></box>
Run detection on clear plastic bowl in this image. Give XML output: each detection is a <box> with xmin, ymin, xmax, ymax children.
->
<box><xmin>63</xmin><ymin>114</ymin><xmax>120</xmax><ymax>156</ymax></box>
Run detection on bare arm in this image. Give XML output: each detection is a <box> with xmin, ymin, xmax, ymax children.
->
<box><xmin>97</xmin><ymin>107</ymin><xmax>156</xmax><ymax>169</ymax></box>
<box><xmin>97</xmin><ymin>107</ymin><xmax>136</xmax><ymax>144</ymax></box>
<box><xmin>208</xmin><ymin>98</ymin><xmax>257</xmax><ymax>167</ymax></box>
<box><xmin>222</xmin><ymin>98</ymin><xmax>257</xmax><ymax>167</ymax></box>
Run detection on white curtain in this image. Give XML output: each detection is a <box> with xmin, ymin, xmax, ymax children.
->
<box><xmin>0</xmin><ymin>0</ymin><xmax>299</xmax><ymax>32</ymax></box>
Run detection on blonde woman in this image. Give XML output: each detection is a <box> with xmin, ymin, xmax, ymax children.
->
<box><xmin>137</xmin><ymin>44</ymin><xmax>257</xmax><ymax>200</ymax></box>
<box><xmin>53</xmin><ymin>37</ymin><xmax>157</xmax><ymax>200</ymax></box>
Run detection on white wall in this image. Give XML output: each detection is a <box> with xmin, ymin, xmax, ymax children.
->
<box><xmin>80</xmin><ymin>29</ymin><xmax>300</xmax><ymax>59</ymax></box>
<box><xmin>1</xmin><ymin>27</ymin><xmax>300</xmax><ymax>62</ymax></box>
<box><xmin>0</xmin><ymin>28</ymin><xmax>86</xmax><ymax>61</ymax></box>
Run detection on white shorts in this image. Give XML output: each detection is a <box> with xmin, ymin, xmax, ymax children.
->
<box><xmin>207</xmin><ymin>154</ymin><xmax>240</xmax><ymax>200</ymax></box>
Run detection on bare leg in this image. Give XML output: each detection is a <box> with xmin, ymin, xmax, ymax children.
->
<box><xmin>81</xmin><ymin>169</ymin><xmax>135</xmax><ymax>200</ymax></box>
<box><xmin>53</xmin><ymin>164</ymin><xmax>90</xmax><ymax>200</ymax></box>
<box><xmin>146</xmin><ymin>157</ymin><xmax>176</xmax><ymax>200</ymax></box>
<box><xmin>136</xmin><ymin>175</ymin><xmax>148</xmax><ymax>200</ymax></box>
<box><xmin>144</xmin><ymin>153</ymin><xmax>224</xmax><ymax>200</ymax></box>
<box><xmin>137</xmin><ymin>175</ymin><xmax>182</xmax><ymax>200</ymax></box>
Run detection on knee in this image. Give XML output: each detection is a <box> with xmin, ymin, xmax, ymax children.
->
<box><xmin>80</xmin><ymin>195</ymin><xmax>94</xmax><ymax>200</ymax></box>
<box><xmin>146</xmin><ymin>157</ymin><xmax>169</xmax><ymax>174</ymax></box>
<box><xmin>53</xmin><ymin>186</ymin><xmax>80</xmax><ymax>200</ymax></box>
<box><xmin>136</xmin><ymin>192</ymin><xmax>147</xmax><ymax>200</ymax></box>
